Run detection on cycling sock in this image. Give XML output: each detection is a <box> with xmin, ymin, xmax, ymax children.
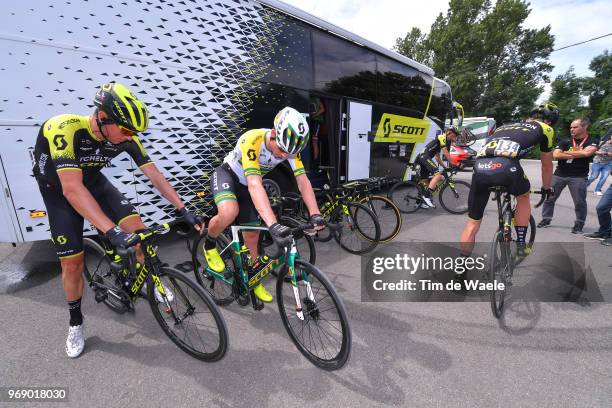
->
<box><xmin>68</xmin><ymin>298</ymin><xmax>83</xmax><ymax>327</ymax></box>
<box><xmin>423</xmin><ymin>188</ymin><xmax>433</xmax><ymax>198</ymax></box>
<box><xmin>515</xmin><ymin>226</ymin><xmax>527</xmax><ymax>243</ymax></box>
<box><xmin>204</xmin><ymin>235</ymin><xmax>217</xmax><ymax>250</ymax></box>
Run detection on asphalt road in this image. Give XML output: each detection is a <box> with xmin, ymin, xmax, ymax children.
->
<box><xmin>1</xmin><ymin>160</ymin><xmax>611</xmax><ymax>407</ymax></box>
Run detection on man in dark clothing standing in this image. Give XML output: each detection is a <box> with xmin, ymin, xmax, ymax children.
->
<box><xmin>538</xmin><ymin>117</ymin><xmax>599</xmax><ymax>233</ymax></box>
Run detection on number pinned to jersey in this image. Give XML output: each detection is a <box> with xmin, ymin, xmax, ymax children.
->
<box><xmin>477</xmin><ymin>139</ymin><xmax>520</xmax><ymax>158</ymax></box>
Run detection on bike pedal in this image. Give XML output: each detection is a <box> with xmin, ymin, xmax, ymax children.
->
<box><xmin>250</xmin><ymin>291</ymin><xmax>265</xmax><ymax>310</ymax></box>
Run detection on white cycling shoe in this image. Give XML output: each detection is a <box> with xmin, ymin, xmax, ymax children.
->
<box><xmin>421</xmin><ymin>196</ymin><xmax>436</xmax><ymax>208</ymax></box>
<box><xmin>66</xmin><ymin>324</ymin><xmax>85</xmax><ymax>358</ymax></box>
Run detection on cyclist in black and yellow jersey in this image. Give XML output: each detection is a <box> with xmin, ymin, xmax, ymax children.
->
<box><xmin>417</xmin><ymin>126</ymin><xmax>459</xmax><ymax>208</ymax></box>
<box><xmin>460</xmin><ymin>102</ymin><xmax>558</xmax><ymax>258</ymax></box>
<box><xmin>33</xmin><ymin>82</ymin><xmax>202</xmax><ymax>358</ymax></box>
<box><xmin>204</xmin><ymin>107</ymin><xmax>325</xmax><ymax>303</ymax></box>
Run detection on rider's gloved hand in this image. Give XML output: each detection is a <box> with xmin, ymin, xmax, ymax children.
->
<box><xmin>541</xmin><ymin>186</ymin><xmax>554</xmax><ymax>200</ymax></box>
<box><xmin>309</xmin><ymin>214</ymin><xmax>326</xmax><ymax>227</ymax></box>
<box><xmin>105</xmin><ymin>226</ymin><xmax>138</xmax><ymax>248</ymax></box>
<box><xmin>178</xmin><ymin>207</ymin><xmax>204</xmax><ymax>229</ymax></box>
<box><xmin>269</xmin><ymin>222</ymin><xmax>293</xmax><ymax>248</ymax></box>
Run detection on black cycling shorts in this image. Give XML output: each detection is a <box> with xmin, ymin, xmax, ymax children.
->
<box><xmin>468</xmin><ymin>157</ymin><xmax>530</xmax><ymax>220</ymax></box>
<box><xmin>38</xmin><ymin>174</ymin><xmax>138</xmax><ymax>259</ymax></box>
<box><xmin>416</xmin><ymin>154</ymin><xmax>440</xmax><ymax>179</ymax></box>
<box><xmin>211</xmin><ymin>163</ymin><xmax>261</xmax><ymax>226</ymax></box>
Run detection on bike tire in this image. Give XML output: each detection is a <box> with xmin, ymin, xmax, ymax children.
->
<box><xmin>278</xmin><ymin>215</ymin><xmax>317</xmax><ymax>265</ymax></box>
<box><xmin>489</xmin><ymin>230</ymin><xmax>513</xmax><ymax>318</ymax></box>
<box><xmin>359</xmin><ymin>195</ymin><xmax>402</xmax><ymax>242</ymax></box>
<box><xmin>388</xmin><ymin>181</ymin><xmax>422</xmax><ymax>214</ymax></box>
<box><xmin>332</xmin><ymin>201</ymin><xmax>380</xmax><ymax>255</ymax></box>
<box><xmin>82</xmin><ymin>237</ymin><xmax>130</xmax><ymax>314</ymax></box>
<box><xmin>276</xmin><ymin>259</ymin><xmax>351</xmax><ymax>370</ymax></box>
<box><xmin>191</xmin><ymin>231</ymin><xmax>236</xmax><ymax>306</ymax></box>
<box><xmin>148</xmin><ymin>267</ymin><xmax>228</xmax><ymax>362</ymax></box>
<box><xmin>439</xmin><ymin>180</ymin><xmax>471</xmax><ymax>214</ymax></box>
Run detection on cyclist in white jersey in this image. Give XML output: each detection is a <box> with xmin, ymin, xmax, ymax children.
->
<box><xmin>203</xmin><ymin>107</ymin><xmax>324</xmax><ymax>302</ymax></box>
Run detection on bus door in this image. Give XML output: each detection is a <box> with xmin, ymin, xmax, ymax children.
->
<box><xmin>346</xmin><ymin>101</ymin><xmax>372</xmax><ymax>181</ymax></box>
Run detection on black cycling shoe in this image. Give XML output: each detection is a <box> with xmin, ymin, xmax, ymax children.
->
<box><xmin>537</xmin><ymin>219</ymin><xmax>551</xmax><ymax>228</ymax></box>
<box><xmin>571</xmin><ymin>223</ymin><xmax>583</xmax><ymax>234</ymax></box>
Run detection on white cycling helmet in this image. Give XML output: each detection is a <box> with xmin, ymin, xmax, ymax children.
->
<box><xmin>273</xmin><ymin>107</ymin><xmax>310</xmax><ymax>155</ymax></box>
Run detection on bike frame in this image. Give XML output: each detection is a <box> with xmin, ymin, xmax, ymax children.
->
<box><xmin>95</xmin><ymin>227</ymin><xmax>171</xmax><ymax>304</ymax></box>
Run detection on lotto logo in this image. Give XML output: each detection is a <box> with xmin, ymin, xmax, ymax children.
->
<box><xmin>477</xmin><ymin>161</ymin><xmax>503</xmax><ymax>170</ymax></box>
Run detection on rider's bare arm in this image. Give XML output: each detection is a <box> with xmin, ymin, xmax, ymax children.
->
<box><xmin>540</xmin><ymin>151</ymin><xmax>553</xmax><ymax>188</ymax></box>
<box><xmin>295</xmin><ymin>174</ymin><xmax>321</xmax><ymax>216</ymax></box>
<box><xmin>439</xmin><ymin>148</ymin><xmax>452</xmax><ymax>168</ymax></box>
<box><xmin>140</xmin><ymin>163</ymin><xmax>185</xmax><ymax>209</ymax></box>
<box><xmin>58</xmin><ymin>169</ymin><xmax>115</xmax><ymax>232</ymax></box>
<box><xmin>246</xmin><ymin>174</ymin><xmax>277</xmax><ymax>227</ymax></box>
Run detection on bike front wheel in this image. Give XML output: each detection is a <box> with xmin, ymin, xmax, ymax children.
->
<box><xmin>388</xmin><ymin>181</ymin><xmax>422</xmax><ymax>213</ymax></box>
<box><xmin>148</xmin><ymin>267</ymin><xmax>228</xmax><ymax>362</ymax></box>
<box><xmin>276</xmin><ymin>259</ymin><xmax>351</xmax><ymax>370</ymax></box>
<box><xmin>488</xmin><ymin>230</ymin><xmax>513</xmax><ymax>318</ymax></box>
<box><xmin>439</xmin><ymin>180</ymin><xmax>471</xmax><ymax>214</ymax></box>
<box><xmin>359</xmin><ymin>195</ymin><xmax>402</xmax><ymax>242</ymax></box>
<box><xmin>331</xmin><ymin>201</ymin><xmax>380</xmax><ymax>255</ymax></box>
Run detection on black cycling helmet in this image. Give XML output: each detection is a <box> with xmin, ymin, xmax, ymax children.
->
<box><xmin>94</xmin><ymin>82</ymin><xmax>149</xmax><ymax>133</ymax></box>
<box><xmin>445</xmin><ymin>125</ymin><xmax>460</xmax><ymax>135</ymax></box>
<box><xmin>530</xmin><ymin>101</ymin><xmax>559</xmax><ymax>126</ymax></box>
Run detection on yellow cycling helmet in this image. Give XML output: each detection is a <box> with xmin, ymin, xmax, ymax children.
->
<box><xmin>94</xmin><ymin>82</ymin><xmax>149</xmax><ymax>133</ymax></box>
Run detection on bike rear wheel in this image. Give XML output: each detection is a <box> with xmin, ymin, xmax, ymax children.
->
<box><xmin>439</xmin><ymin>180</ymin><xmax>470</xmax><ymax>214</ymax></box>
<box><xmin>489</xmin><ymin>230</ymin><xmax>513</xmax><ymax>318</ymax></box>
<box><xmin>388</xmin><ymin>181</ymin><xmax>422</xmax><ymax>213</ymax></box>
<box><xmin>331</xmin><ymin>201</ymin><xmax>380</xmax><ymax>255</ymax></box>
<box><xmin>359</xmin><ymin>195</ymin><xmax>401</xmax><ymax>242</ymax></box>
<box><xmin>276</xmin><ymin>259</ymin><xmax>351</xmax><ymax>370</ymax></box>
<box><xmin>83</xmin><ymin>238</ymin><xmax>130</xmax><ymax>314</ymax></box>
<box><xmin>148</xmin><ymin>267</ymin><xmax>228</xmax><ymax>362</ymax></box>
<box><xmin>192</xmin><ymin>231</ymin><xmax>236</xmax><ymax>306</ymax></box>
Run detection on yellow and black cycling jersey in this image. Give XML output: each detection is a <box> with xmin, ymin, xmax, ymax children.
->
<box><xmin>224</xmin><ymin>129</ymin><xmax>305</xmax><ymax>185</ymax></box>
<box><xmin>476</xmin><ymin>120</ymin><xmax>554</xmax><ymax>159</ymax></box>
<box><xmin>422</xmin><ymin>133</ymin><xmax>451</xmax><ymax>157</ymax></box>
<box><xmin>33</xmin><ymin>114</ymin><xmax>152</xmax><ymax>187</ymax></box>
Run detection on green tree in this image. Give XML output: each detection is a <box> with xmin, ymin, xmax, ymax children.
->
<box><xmin>584</xmin><ymin>50</ymin><xmax>611</xmax><ymax>137</ymax></box>
<box><xmin>394</xmin><ymin>0</ymin><xmax>554</xmax><ymax>124</ymax></box>
<box><xmin>549</xmin><ymin>68</ymin><xmax>588</xmax><ymax>140</ymax></box>
<box><xmin>549</xmin><ymin>51</ymin><xmax>611</xmax><ymax>140</ymax></box>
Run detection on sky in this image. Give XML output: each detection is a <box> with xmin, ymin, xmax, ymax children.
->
<box><xmin>281</xmin><ymin>0</ymin><xmax>611</xmax><ymax>101</ymax></box>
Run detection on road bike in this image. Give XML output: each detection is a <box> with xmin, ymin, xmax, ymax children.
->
<box><xmin>388</xmin><ymin>163</ymin><xmax>470</xmax><ymax>214</ymax></box>
<box><xmin>488</xmin><ymin>188</ymin><xmax>547</xmax><ymax>318</ymax></box>
<box><xmin>191</xmin><ymin>221</ymin><xmax>352</xmax><ymax>370</ymax></box>
<box><xmin>83</xmin><ymin>220</ymin><xmax>228</xmax><ymax>361</ymax></box>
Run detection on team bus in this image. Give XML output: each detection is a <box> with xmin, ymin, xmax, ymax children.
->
<box><xmin>0</xmin><ymin>0</ymin><xmax>459</xmax><ymax>243</ymax></box>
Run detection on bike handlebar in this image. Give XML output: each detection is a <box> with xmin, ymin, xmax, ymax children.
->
<box><xmin>265</xmin><ymin>218</ymin><xmax>341</xmax><ymax>260</ymax></box>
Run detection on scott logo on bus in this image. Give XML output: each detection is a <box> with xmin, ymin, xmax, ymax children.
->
<box><xmin>374</xmin><ymin>114</ymin><xmax>430</xmax><ymax>143</ymax></box>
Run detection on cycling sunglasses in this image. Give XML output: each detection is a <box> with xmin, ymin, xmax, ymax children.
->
<box><xmin>98</xmin><ymin>117</ymin><xmax>135</xmax><ymax>136</ymax></box>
